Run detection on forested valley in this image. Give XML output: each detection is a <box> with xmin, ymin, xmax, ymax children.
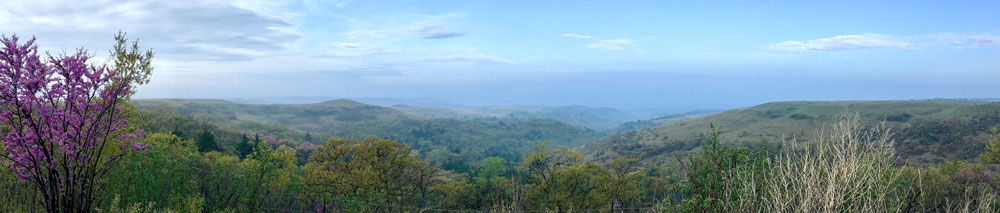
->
<box><xmin>4</xmin><ymin>26</ymin><xmax>1000</xmax><ymax>213</ymax></box>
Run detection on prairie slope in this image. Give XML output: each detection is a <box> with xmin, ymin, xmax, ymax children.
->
<box><xmin>583</xmin><ymin>100</ymin><xmax>1000</xmax><ymax>166</ymax></box>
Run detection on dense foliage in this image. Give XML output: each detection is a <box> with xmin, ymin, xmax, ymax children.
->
<box><xmin>135</xmin><ymin>99</ymin><xmax>606</xmax><ymax>170</ymax></box>
<box><xmin>5</xmin><ymin>108</ymin><xmax>1000</xmax><ymax>212</ymax></box>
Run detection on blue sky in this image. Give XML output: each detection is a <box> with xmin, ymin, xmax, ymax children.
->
<box><xmin>2</xmin><ymin>0</ymin><xmax>999</xmax><ymax>115</ymax></box>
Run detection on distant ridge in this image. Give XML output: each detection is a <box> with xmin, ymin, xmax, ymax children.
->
<box><xmin>309</xmin><ymin>99</ymin><xmax>369</xmax><ymax>107</ymax></box>
<box><xmin>583</xmin><ymin>100</ymin><xmax>1000</xmax><ymax>166</ymax></box>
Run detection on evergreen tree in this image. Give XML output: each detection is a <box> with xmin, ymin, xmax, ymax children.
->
<box><xmin>196</xmin><ymin>128</ymin><xmax>218</xmax><ymax>152</ymax></box>
<box><xmin>236</xmin><ymin>133</ymin><xmax>254</xmax><ymax>158</ymax></box>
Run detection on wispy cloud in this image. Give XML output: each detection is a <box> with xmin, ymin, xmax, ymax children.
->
<box><xmin>773</xmin><ymin>33</ymin><xmax>1000</xmax><ymax>51</ymax></box>
<box><xmin>315</xmin><ymin>42</ymin><xmax>395</xmax><ymax>58</ymax></box>
<box><xmin>426</xmin><ymin>54</ymin><xmax>509</xmax><ymax>65</ymax></box>
<box><xmin>931</xmin><ymin>33</ymin><xmax>1000</xmax><ymax>48</ymax></box>
<box><xmin>562</xmin><ymin>33</ymin><xmax>592</xmax><ymax>39</ymax></box>
<box><xmin>409</xmin><ymin>23</ymin><xmax>467</xmax><ymax>39</ymax></box>
<box><xmin>332</xmin><ymin>42</ymin><xmax>361</xmax><ymax>49</ymax></box>
<box><xmin>346</xmin><ymin>15</ymin><xmax>467</xmax><ymax>40</ymax></box>
<box><xmin>772</xmin><ymin>34</ymin><xmax>913</xmax><ymax>51</ymax></box>
<box><xmin>587</xmin><ymin>39</ymin><xmax>633</xmax><ymax>50</ymax></box>
<box><xmin>751</xmin><ymin>52</ymin><xmax>800</xmax><ymax>58</ymax></box>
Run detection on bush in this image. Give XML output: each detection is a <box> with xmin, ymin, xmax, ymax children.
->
<box><xmin>676</xmin><ymin>124</ymin><xmax>771</xmax><ymax>212</ymax></box>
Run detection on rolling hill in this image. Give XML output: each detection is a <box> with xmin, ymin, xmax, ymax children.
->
<box><xmin>135</xmin><ymin>99</ymin><xmax>416</xmax><ymax>126</ymax></box>
<box><xmin>133</xmin><ymin>99</ymin><xmax>606</xmax><ymax>168</ymax></box>
<box><xmin>583</xmin><ymin>100</ymin><xmax>1000</xmax><ymax>166</ymax></box>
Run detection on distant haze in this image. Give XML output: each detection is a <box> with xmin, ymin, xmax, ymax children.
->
<box><xmin>2</xmin><ymin>0</ymin><xmax>997</xmax><ymax>117</ymax></box>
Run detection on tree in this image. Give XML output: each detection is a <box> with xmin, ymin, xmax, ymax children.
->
<box><xmin>236</xmin><ymin>133</ymin><xmax>254</xmax><ymax>158</ymax></box>
<box><xmin>979</xmin><ymin>128</ymin><xmax>1000</xmax><ymax>163</ymax></box>
<box><xmin>0</xmin><ymin>33</ymin><xmax>153</xmax><ymax>212</ymax></box>
<box><xmin>521</xmin><ymin>141</ymin><xmax>609</xmax><ymax>211</ymax></box>
<box><xmin>430</xmin><ymin>181</ymin><xmax>476</xmax><ymax>210</ymax></box>
<box><xmin>196</xmin><ymin>128</ymin><xmax>218</xmax><ymax>153</ymax></box>
<box><xmin>474</xmin><ymin>157</ymin><xmax>510</xmax><ymax>207</ymax></box>
<box><xmin>99</xmin><ymin>133</ymin><xmax>203</xmax><ymax>211</ymax></box>
<box><xmin>603</xmin><ymin>157</ymin><xmax>645</xmax><ymax>210</ymax></box>
<box><xmin>304</xmin><ymin>137</ymin><xmax>429</xmax><ymax>210</ymax></box>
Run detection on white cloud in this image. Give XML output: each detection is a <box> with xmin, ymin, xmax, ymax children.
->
<box><xmin>587</xmin><ymin>39</ymin><xmax>633</xmax><ymax>50</ymax></box>
<box><xmin>0</xmin><ymin>0</ymin><xmax>301</xmax><ymax>61</ymax></box>
<box><xmin>772</xmin><ymin>34</ymin><xmax>913</xmax><ymax>51</ymax></box>
<box><xmin>562</xmin><ymin>33</ymin><xmax>592</xmax><ymax>39</ymax></box>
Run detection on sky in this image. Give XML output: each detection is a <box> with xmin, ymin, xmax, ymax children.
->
<box><xmin>2</xmin><ymin>0</ymin><xmax>999</xmax><ymax>116</ymax></box>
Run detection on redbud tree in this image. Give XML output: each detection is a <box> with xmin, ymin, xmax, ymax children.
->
<box><xmin>0</xmin><ymin>32</ymin><xmax>153</xmax><ymax>212</ymax></box>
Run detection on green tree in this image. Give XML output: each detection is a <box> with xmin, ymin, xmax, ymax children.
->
<box><xmin>603</xmin><ymin>157</ymin><xmax>646</xmax><ymax>210</ymax></box>
<box><xmin>474</xmin><ymin>157</ymin><xmax>510</xmax><ymax>208</ymax></box>
<box><xmin>196</xmin><ymin>128</ymin><xmax>219</xmax><ymax>152</ymax></box>
<box><xmin>304</xmin><ymin>137</ymin><xmax>432</xmax><ymax>210</ymax></box>
<box><xmin>235</xmin><ymin>133</ymin><xmax>254</xmax><ymax>158</ymax></box>
<box><xmin>678</xmin><ymin>124</ymin><xmax>771</xmax><ymax>212</ymax></box>
<box><xmin>522</xmin><ymin>141</ymin><xmax>610</xmax><ymax>211</ymax></box>
<box><xmin>430</xmin><ymin>181</ymin><xmax>476</xmax><ymax>210</ymax></box>
<box><xmin>99</xmin><ymin>133</ymin><xmax>204</xmax><ymax>212</ymax></box>
<box><xmin>979</xmin><ymin>128</ymin><xmax>1000</xmax><ymax>163</ymax></box>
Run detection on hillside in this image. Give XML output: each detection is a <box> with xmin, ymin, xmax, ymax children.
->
<box><xmin>583</xmin><ymin>100</ymin><xmax>1000</xmax><ymax>166</ymax></box>
<box><xmin>134</xmin><ymin>99</ymin><xmax>606</xmax><ymax>168</ymax></box>
<box><xmin>135</xmin><ymin>98</ymin><xmax>416</xmax><ymax>126</ymax></box>
<box><xmin>615</xmin><ymin>109</ymin><xmax>721</xmax><ymax>132</ymax></box>
<box><xmin>391</xmin><ymin>104</ymin><xmax>637</xmax><ymax>130</ymax></box>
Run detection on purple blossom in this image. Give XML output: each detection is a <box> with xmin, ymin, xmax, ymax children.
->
<box><xmin>314</xmin><ymin>202</ymin><xmax>325</xmax><ymax>213</ymax></box>
<box><xmin>0</xmin><ymin>34</ymin><xmax>151</xmax><ymax>212</ymax></box>
<box><xmin>986</xmin><ymin>170</ymin><xmax>992</xmax><ymax>179</ymax></box>
<box><xmin>131</xmin><ymin>143</ymin><xmax>149</xmax><ymax>152</ymax></box>
<box><xmin>299</xmin><ymin>142</ymin><xmax>314</xmax><ymax>151</ymax></box>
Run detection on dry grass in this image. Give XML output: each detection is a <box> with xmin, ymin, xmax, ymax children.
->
<box><xmin>720</xmin><ymin>113</ymin><xmax>907</xmax><ymax>212</ymax></box>
<box><xmin>765</xmin><ymin>113</ymin><xmax>903</xmax><ymax>212</ymax></box>
<box><xmin>724</xmin><ymin>112</ymin><xmax>1000</xmax><ymax>213</ymax></box>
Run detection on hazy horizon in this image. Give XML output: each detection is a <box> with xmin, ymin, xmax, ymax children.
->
<box><xmin>3</xmin><ymin>0</ymin><xmax>998</xmax><ymax>115</ymax></box>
